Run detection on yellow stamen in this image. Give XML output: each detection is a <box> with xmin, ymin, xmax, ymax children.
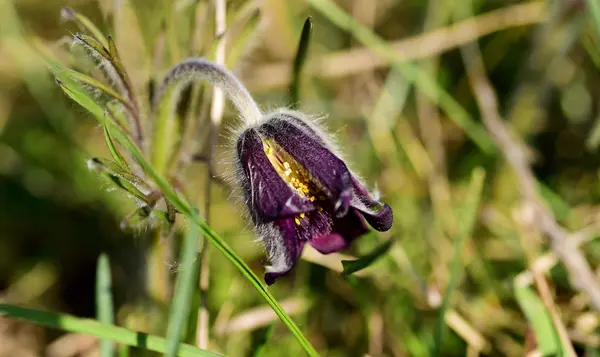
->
<box><xmin>295</xmin><ymin>217</ymin><xmax>301</xmax><ymax>225</ymax></box>
<box><xmin>262</xmin><ymin>138</ymin><xmax>329</xmax><ymax>215</ymax></box>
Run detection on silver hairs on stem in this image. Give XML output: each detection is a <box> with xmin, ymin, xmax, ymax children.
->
<box><xmin>156</xmin><ymin>58</ymin><xmax>263</xmax><ymax>126</ymax></box>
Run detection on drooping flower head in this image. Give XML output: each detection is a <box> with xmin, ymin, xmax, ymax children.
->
<box><xmin>158</xmin><ymin>58</ymin><xmax>393</xmax><ymax>285</ymax></box>
<box><xmin>235</xmin><ymin>111</ymin><xmax>393</xmax><ymax>284</ymax></box>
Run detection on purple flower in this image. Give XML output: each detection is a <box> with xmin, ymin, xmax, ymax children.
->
<box><xmin>235</xmin><ymin>110</ymin><xmax>393</xmax><ymax>285</ymax></box>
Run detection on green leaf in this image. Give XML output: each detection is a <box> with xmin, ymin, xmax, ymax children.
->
<box><xmin>290</xmin><ymin>16</ymin><xmax>313</xmax><ymax>107</ymax></box>
<box><xmin>61</xmin><ymin>8</ymin><xmax>109</xmax><ymax>49</ymax></box>
<box><xmin>305</xmin><ymin>0</ymin><xmax>495</xmax><ymax>155</ymax></box>
<box><xmin>55</xmin><ymin>75</ymin><xmax>105</xmax><ymax>120</ymax></box>
<box><xmin>88</xmin><ymin>157</ymin><xmax>150</xmax><ymax>204</ymax></box>
<box><xmin>514</xmin><ymin>285</ymin><xmax>560</xmax><ymax>356</ymax></box>
<box><xmin>73</xmin><ymin>35</ymin><xmax>140</xmax><ymax>131</ymax></box>
<box><xmin>0</xmin><ymin>304</ymin><xmax>223</xmax><ymax>357</ymax></box>
<box><xmin>59</xmin><ymin>67</ymin><xmax>130</xmax><ymax>107</ymax></box>
<box><xmin>96</xmin><ymin>254</ymin><xmax>115</xmax><ymax>357</ymax></box>
<box><xmin>165</xmin><ymin>222</ymin><xmax>200</xmax><ymax>357</ymax></box>
<box><xmin>75</xmin><ymin>33</ymin><xmax>112</xmax><ymax>62</ymax></box>
<box><xmin>103</xmin><ymin>119</ymin><xmax>130</xmax><ymax>170</ymax></box>
<box><xmin>341</xmin><ymin>239</ymin><xmax>393</xmax><ymax>276</ymax></box>
<box><xmin>433</xmin><ymin>168</ymin><xmax>486</xmax><ymax>356</ymax></box>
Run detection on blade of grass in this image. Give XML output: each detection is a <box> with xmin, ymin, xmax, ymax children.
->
<box><xmin>96</xmin><ymin>254</ymin><xmax>116</xmax><ymax>357</ymax></box>
<box><xmin>290</xmin><ymin>16</ymin><xmax>313</xmax><ymax>108</ymax></box>
<box><xmin>341</xmin><ymin>240</ymin><xmax>394</xmax><ymax>276</ymax></box>
<box><xmin>0</xmin><ymin>304</ymin><xmax>223</xmax><ymax>357</ymax></box>
<box><xmin>432</xmin><ymin>168</ymin><xmax>486</xmax><ymax>356</ymax></box>
<box><xmin>305</xmin><ymin>0</ymin><xmax>495</xmax><ymax>155</ymax></box>
<box><xmin>166</xmin><ymin>222</ymin><xmax>201</xmax><ymax>357</ymax></box>
<box><xmin>514</xmin><ymin>285</ymin><xmax>560</xmax><ymax>356</ymax></box>
<box><xmin>57</xmin><ymin>69</ymin><xmax>320</xmax><ymax>357</ymax></box>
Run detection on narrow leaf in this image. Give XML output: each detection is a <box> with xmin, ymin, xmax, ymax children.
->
<box><xmin>55</xmin><ymin>76</ymin><xmax>105</xmax><ymax>120</ymax></box>
<box><xmin>0</xmin><ymin>304</ymin><xmax>223</xmax><ymax>357</ymax></box>
<box><xmin>74</xmin><ymin>33</ymin><xmax>112</xmax><ymax>62</ymax></box>
<box><xmin>290</xmin><ymin>16</ymin><xmax>313</xmax><ymax>107</ymax></box>
<box><xmin>514</xmin><ymin>285</ymin><xmax>560</xmax><ymax>356</ymax></box>
<box><xmin>61</xmin><ymin>8</ymin><xmax>109</xmax><ymax>49</ymax></box>
<box><xmin>88</xmin><ymin>158</ymin><xmax>150</xmax><ymax>203</ymax></box>
<box><xmin>56</xmin><ymin>67</ymin><xmax>130</xmax><ymax>108</ymax></box>
<box><xmin>166</xmin><ymin>222</ymin><xmax>200</xmax><ymax>357</ymax></box>
<box><xmin>103</xmin><ymin>119</ymin><xmax>130</xmax><ymax>170</ymax></box>
<box><xmin>96</xmin><ymin>254</ymin><xmax>115</xmax><ymax>357</ymax></box>
<box><xmin>341</xmin><ymin>240</ymin><xmax>393</xmax><ymax>275</ymax></box>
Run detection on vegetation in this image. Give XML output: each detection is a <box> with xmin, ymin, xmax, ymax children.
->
<box><xmin>1</xmin><ymin>0</ymin><xmax>600</xmax><ymax>356</ymax></box>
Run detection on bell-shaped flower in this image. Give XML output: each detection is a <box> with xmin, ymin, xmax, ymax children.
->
<box><xmin>235</xmin><ymin>110</ymin><xmax>393</xmax><ymax>285</ymax></box>
<box><xmin>156</xmin><ymin>58</ymin><xmax>392</xmax><ymax>285</ymax></box>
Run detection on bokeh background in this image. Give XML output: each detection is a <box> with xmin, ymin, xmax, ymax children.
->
<box><xmin>2</xmin><ymin>0</ymin><xmax>600</xmax><ymax>356</ymax></box>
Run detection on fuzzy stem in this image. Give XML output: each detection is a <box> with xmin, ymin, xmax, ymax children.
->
<box><xmin>156</xmin><ymin>58</ymin><xmax>262</xmax><ymax>126</ymax></box>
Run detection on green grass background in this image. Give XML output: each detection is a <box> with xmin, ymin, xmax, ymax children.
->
<box><xmin>1</xmin><ymin>0</ymin><xmax>600</xmax><ymax>356</ymax></box>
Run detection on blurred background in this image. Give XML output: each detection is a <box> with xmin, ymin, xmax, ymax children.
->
<box><xmin>2</xmin><ymin>0</ymin><xmax>600</xmax><ymax>356</ymax></box>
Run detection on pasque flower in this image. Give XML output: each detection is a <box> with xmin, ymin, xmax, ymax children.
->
<box><xmin>159</xmin><ymin>58</ymin><xmax>393</xmax><ymax>285</ymax></box>
<box><xmin>235</xmin><ymin>111</ymin><xmax>393</xmax><ymax>285</ymax></box>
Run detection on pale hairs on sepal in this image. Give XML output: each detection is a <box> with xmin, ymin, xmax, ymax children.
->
<box><xmin>70</xmin><ymin>35</ymin><xmax>127</xmax><ymax>96</ymax></box>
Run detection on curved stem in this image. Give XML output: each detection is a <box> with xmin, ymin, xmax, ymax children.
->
<box><xmin>156</xmin><ymin>58</ymin><xmax>262</xmax><ymax>125</ymax></box>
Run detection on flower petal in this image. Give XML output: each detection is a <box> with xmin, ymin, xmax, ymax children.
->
<box><xmin>262</xmin><ymin>218</ymin><xmax>306</xmax><ymax>285</ymax></box>
<box><xmin>309</xmin><ymin>208</ymin><xmax>368</xmax><ymax>254</ymax></box>
<box><xmin>350</xmin><ymin>177</ymin><xmax>393</xmax><ymax>231</ymax></box>
<box><xmin>237</xmin><ymin>128</ymin><xmax>314</xmax><ymax>223</ymax></box>
<box><xmin>259</xmin><ymin>114</ymin><xmax>352</xmax><ymax>216</ymax></box>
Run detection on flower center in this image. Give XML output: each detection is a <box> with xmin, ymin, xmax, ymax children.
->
<box><xmin>262</xmin><ymin>138</ymin><xmax>326</xmax><ymax>225</ymax></box>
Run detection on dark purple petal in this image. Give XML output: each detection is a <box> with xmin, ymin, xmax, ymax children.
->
<box><xmin>264</xmin><ymin>269</ymin><xmax>291</xmax><ymax>286</ymax></box>
<box><xmin>259</xmin><ymin>114</ymin><xmax>352</xmax><ymax>216</ymax></box>
<box><xmin>350</xmin><ymin>176</ymin><xmax>393</xmax><ymax>231</ymax></box>
<box><xmin>275</xmin><ymin>112</ymin><xmax>328</xmax><ymax>147</ymax></box>
<box><xmin>237</xmin><ymin>128</ymin><xmax>314</xmax><ymax>223</ymax></box>
<box><xmin>309</xmin><ymin>208</ymin><xmax>368</xmax><ymax>254</ymax></box>
<box><xmin>263</xmin><ymin>218</ymin><xmax>306</xmax><ymax>285</ymax></box>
